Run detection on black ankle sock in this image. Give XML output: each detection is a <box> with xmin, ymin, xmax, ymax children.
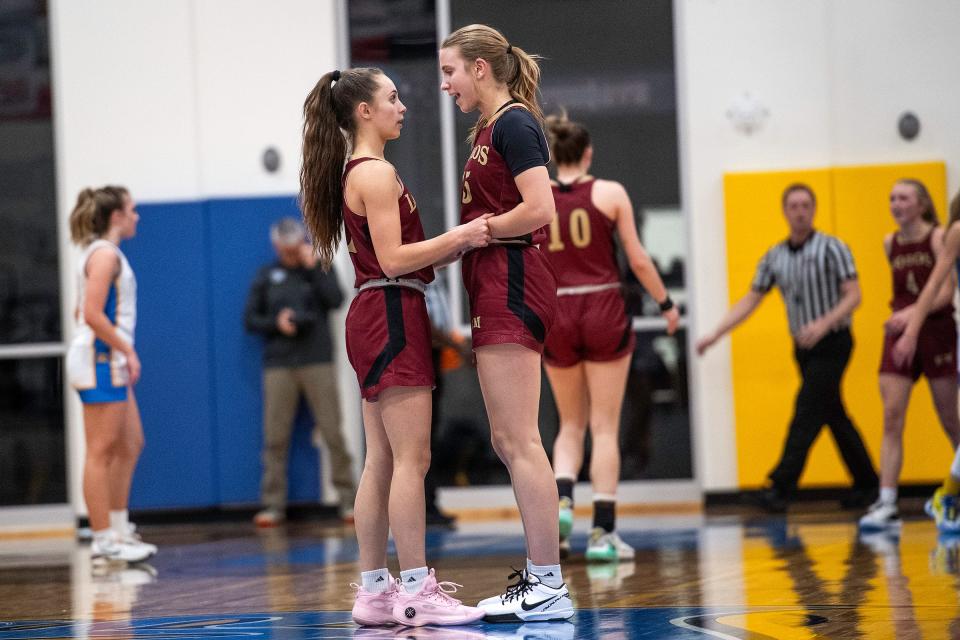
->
<box><xmin>557</xmin><ymin>478</ymin><xmax>574</xmax><ymax>503</ymax></box>
<box><xmin>593</xmin><ymin>500</ymin><xmax>616</xmax><ymax>533</ymax></box>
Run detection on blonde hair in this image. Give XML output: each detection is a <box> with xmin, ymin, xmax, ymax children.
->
<box><xmin>896</xmin><ymin>178</ymin><xmax>939</xmax><ymax>226</ymax></box>
<box><xmin>441</xmin><ymin>24</ymin><xmax>543</xmax><ymax>139</ymax></box>
<box><xmin>68</xmin><ymin>186</ymin><xmax>128</xmax><ymax>246</ymax></box>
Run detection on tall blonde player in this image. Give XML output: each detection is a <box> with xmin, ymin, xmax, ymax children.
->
<box><xmin>440</xmin><ymin>24</ymin><xmax>574</xmax><ymax>622</ymax></box>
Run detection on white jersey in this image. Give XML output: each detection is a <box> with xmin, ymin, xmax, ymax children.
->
<box><xmin>66</xmin><ymin>240</ymin><xmax>137</xmax><ymax>390</ymax></box>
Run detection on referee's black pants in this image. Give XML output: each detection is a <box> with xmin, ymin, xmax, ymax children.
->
<box><xmin>768</xmin><ymin>329</ymin><xmax>879</xmax><ymax>492</ymax></box>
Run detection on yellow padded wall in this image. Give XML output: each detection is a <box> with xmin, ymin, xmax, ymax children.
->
<box><xmin>724</xmin><ymin>162</ymin><xmax>951</xmax><ymax>489</ymax></box>
<box><xmin>833</xmin><ymin>162</ymin><xmax>950</xmax><ymax>486</ymax></box>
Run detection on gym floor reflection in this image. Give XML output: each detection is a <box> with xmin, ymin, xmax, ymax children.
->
<box><xmin>1</xmin><ymin>505</ymin><xmax>958</xmax><ymax>638</ymax></box>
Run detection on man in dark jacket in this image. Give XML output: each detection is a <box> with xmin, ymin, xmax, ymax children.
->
<box><xmin>244</xmin><ymin>217</ymin><xmax>355</xmax><ymax>526</ymax></box>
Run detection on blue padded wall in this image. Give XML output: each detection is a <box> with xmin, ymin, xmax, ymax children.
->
<box><xmin>205</xmin><ymin>196</ymin><xmax>321</xmax><ymax>506</ymax></box>
<box><xmin>119</xmin><ymin>196</ymin><xmax>323</xmax><ymax>510</ymax></box>
<box><xmin>123</xmin><ymin>201</ymin><xmax>217</xmax><ymax>508</ymax></box>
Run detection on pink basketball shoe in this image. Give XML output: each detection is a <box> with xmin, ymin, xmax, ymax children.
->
<box><xmin>392</xmin><ymin>569</ymin><xmax>485</xmax><ymax>626</ymax></box>
<box><xmin>351</xmin><ymin>576</ymin><xmax>400</xmax><ymax>626</ymax></box>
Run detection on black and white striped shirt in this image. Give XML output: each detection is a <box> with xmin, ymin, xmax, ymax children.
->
<box><xmin>751</xmin><ymin>231</ymin><xmax>858</xmax><ymax>336</ymax></box>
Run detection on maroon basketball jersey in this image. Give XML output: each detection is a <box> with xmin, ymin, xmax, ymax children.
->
<box><xmin>888</xmin><ymin>229</ymin><xmax>949</xmax><ymax>315</ymax></box>
<box><xmin>342</xmin><ymin>157</ymin><xmax>435</xmax><ymax>288</ymax></box>
<box><xmin>544</xmin><ymin>178</ymin><xmax>620</xmax><ymax>288</ymax></box>
<box><xmin>460</xmin><ymin>105</ymin><xmax>547</xmax><ymax>245</ymax></box>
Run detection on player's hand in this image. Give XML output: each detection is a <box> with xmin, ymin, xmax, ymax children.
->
<box><xmin>276</xmin><ymin>308</ymin><xmax>297</xmax><ymax>336</ymax></box>
<box><xmin>662</xmin><ymin>307</ymin><xmax>680</xmax><ymax>336</ymax></box>
<box><xmin>458</xmin><ymin>214</ymin><xmax>492</xmax><ymax>250</ymax></box>
<box><xmin>795</xmin><ymin>318</ymin><xmax>829</xmax><ymax>349</ymax></box>
<box><xmin>892</xmin><ymin>332</ymin><xmax>918</xmax><ymax>367</ymax></box>
<box><xmin>126</xmin><ymin>349</ymin><xmax>142</xmax><ymax>385</ymax></box>
<box><xmin>884</xmin><ymin>308</ymin><xmax>912</xmax><ymax>335</ymax></box>
<box><xmin>695</xmin><ymin>333</ymin><xmax>717</xmax><ymax>356</ymax></box>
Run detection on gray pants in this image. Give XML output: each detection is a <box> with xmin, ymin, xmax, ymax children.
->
<box><xmin>261</xmin><ymin>363</ymin><xmax>356</xmax><ymax>512</ymax></box>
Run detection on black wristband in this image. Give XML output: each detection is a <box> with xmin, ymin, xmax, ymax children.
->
<box><xmin>658</xmin><ymin>296</ymin><xmax>674</xmax><ymax>312</ymax></box>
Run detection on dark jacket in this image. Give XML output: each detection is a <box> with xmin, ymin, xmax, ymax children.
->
<box><xmin>244</xmin><ymin>263</ymin><xmax>344</xmax><ymax>367</ymax></box>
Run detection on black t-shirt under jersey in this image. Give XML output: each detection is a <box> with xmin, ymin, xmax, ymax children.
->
<box><xmin>491</xmin><ymin>108</ymin><xmax>550</xmax><ymax>177</ymax></box>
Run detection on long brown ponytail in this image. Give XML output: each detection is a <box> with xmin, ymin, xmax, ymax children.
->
<box><xmin>300</xmin><ymin>67</ymin><xmax>383</xmax><ymax>269</ymax></box>
<box><xmin>897</xmin><ymin>178</ymin><xmax>938</xmax><ymax>225</ymax></box>
<box><xmin>441</xmin><ymin>24</ymin><xmax>543</xmax><ymax>138</ymax></box>
<box><xmin>68</xmin><ymin>185</ymin><xmax>128</xmax><ymax>246</ymax></box>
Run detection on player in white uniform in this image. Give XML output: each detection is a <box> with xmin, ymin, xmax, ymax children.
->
<box><xmin>66</xmin><ymin>186</ymin><xmax>156</xmax><ymax>565</ymax></box>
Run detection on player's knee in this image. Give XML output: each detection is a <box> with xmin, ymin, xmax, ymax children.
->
<box><xmin>395</xmin><ymin>450</ymin><xmax>430</xmax><ymax>479</ymax></box>
<box><xmin>491</xmin><ymin>431</ymin><xmax>541</xmax><ymax>464</ymax></box>
<box><xmin>881</xmin><ymin>409</ymin><xmax>906</xmax><ymax>434</ymax></box>
<box><xmin>126</xmin><ymin>431</ymin><xmax>145</xmax><ymax>456</ymax></box>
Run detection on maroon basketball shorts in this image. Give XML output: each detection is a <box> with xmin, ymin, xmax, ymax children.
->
<box><xmin>345</xmin><ymin>286</ymin><xmax>435</xmax><ymax>401</ymax></box>
<box><xmin>880</xmin><ymin>312</ymin><xmax>958</xmax><ymax>381</ymax></box>
<box><xmin>461</xmin><ymin>244</ymin><xmax>558</xmax><ymax>354</ymax></box>
<box><xmin>543</xmin><ymin>287</ymin><xmax>635</xmax><ymax>368</ymax></box>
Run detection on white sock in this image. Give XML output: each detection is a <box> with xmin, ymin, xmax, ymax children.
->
<box><xmin>361</xmin><ymin>568</ymin><xmax>391</xmax><ymax>593</ymax></box>
<box><xmin>109</xmin><ymin>510</ymin><xmax>129</xmax><ymax>536</ymax></box>
<box><xmin>92</xmin><ymin>528</ymin><xmax>114</xmax><ymax>547</ymax></box>
<box><xmin>526</xmin><ymin>558</ymin><xmax>563</xmax><ymax>589</ymax></box>
<box><xmin>880</xmin><ymin>487</ymin><xmax>897</xmax><ymax>506</ymax></box>
<box><xmin>400</xmin><ymin>566</ymin><xmax>429</xmax><ymax>593</ymax></box>
<box><xmin>951</xmin><ymin>445</ymin><xmax>960</xmax><ymax>479</ymax></box>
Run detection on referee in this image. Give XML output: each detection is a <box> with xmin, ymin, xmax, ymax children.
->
<box><xmin>696</xmin><ymin>183</ymin><xmax>878</xmax><ymax>512</ymax></box>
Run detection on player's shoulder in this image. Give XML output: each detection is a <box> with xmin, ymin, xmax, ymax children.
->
<box><xmin>593</xmin><ymin>178</ymin><xmax>627</xmax><ymax>197</ymax></box>
<box><xmin>350</xmin><ymin>157</ymin><xmax>396</xmax><ymax>179</ymax></box>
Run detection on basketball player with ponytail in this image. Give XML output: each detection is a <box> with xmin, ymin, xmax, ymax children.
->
<box><xmin>439</xmin><ymin>25</ymin><xmax>575</xmax><ymax>622</ymax></box>
<box><xmin>542</xmin><ymin>111</ymin><xmax>679</xmax><ymax>562</ymax></box>
<box><xmin>300</xmin><ymin>68</ymin><xmax>489</xmax><ymax>627</ymax></box>
<box><xmin>66</xmin><ymin>186</ymin><xmax>156</xmax><ymax>566</ymax></box>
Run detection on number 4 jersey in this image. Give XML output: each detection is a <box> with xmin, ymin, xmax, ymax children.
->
<box><xmin>888</xmin><ymin>229</ymin><xmax>952</xmax><ymax>318</ymax></box>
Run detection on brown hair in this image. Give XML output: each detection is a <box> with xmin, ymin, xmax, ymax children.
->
<box><xmin>441</xmin><ymin>24</ymin><xmax>543</xmax><ymax>139</ymax></box>
<box><xmin>68</xmin><ymin>186</ymin><xmax>128</xmax><ymax>246</ymax></box>
<box><xmin>544</xmin><ymin>109</ymin><xmax>590</xmax><ymax>166</ymax></box>
<box><xmin>300</xmin><ymin>68</ymin><xmax>384</xmax><ymax>269</ymax></box>
<box><xmin>896</xmin><ymin>178</ymin><xmax>938</xmax><ymax>225</ymax></box>
<box><xmin>948</xmin><ymin>190</ymin><xmax>960</xmax><ymax>227</ymax></box>
<box><xmin>781</xmin><ymin>183</ymin><xmax>816</xmax><ymax>208</ymax></box>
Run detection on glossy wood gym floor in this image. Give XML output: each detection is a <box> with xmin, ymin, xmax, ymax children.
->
<box><xmin>1</xmin><ymin>503</ymin><xmax>958</xmax><ymax>639</ymax></box>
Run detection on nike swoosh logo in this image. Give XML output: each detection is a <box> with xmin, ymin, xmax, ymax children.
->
<box><xmin>521</xmin><ymin>595</ymin><xmax>560</xmax><ymax>611</ymax></box>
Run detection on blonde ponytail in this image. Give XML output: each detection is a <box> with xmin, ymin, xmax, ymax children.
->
<box><xmin>442</xmin><ymin>24</ymin><xmax>544</xmax><ymax>139</ymax></box>
<box><xmin>505</xmin><ymin>44</ymin><xmax>543</xmax><ymax>124</ymax></box>
<box><xmin>68</xmin><ymin>188</ymin><xmax>99</xmax><ymax>245</ymax></box>
<box><xmin>68</xmin><ymin>186</ymin><xmax>128</xmax><ymax>246</ymax></box>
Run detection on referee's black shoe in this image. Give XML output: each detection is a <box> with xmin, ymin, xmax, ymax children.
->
<box><xmin>750</xmin><ymin>485</ymin><xmax>789</xmax><ymax>514</ymax></box>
